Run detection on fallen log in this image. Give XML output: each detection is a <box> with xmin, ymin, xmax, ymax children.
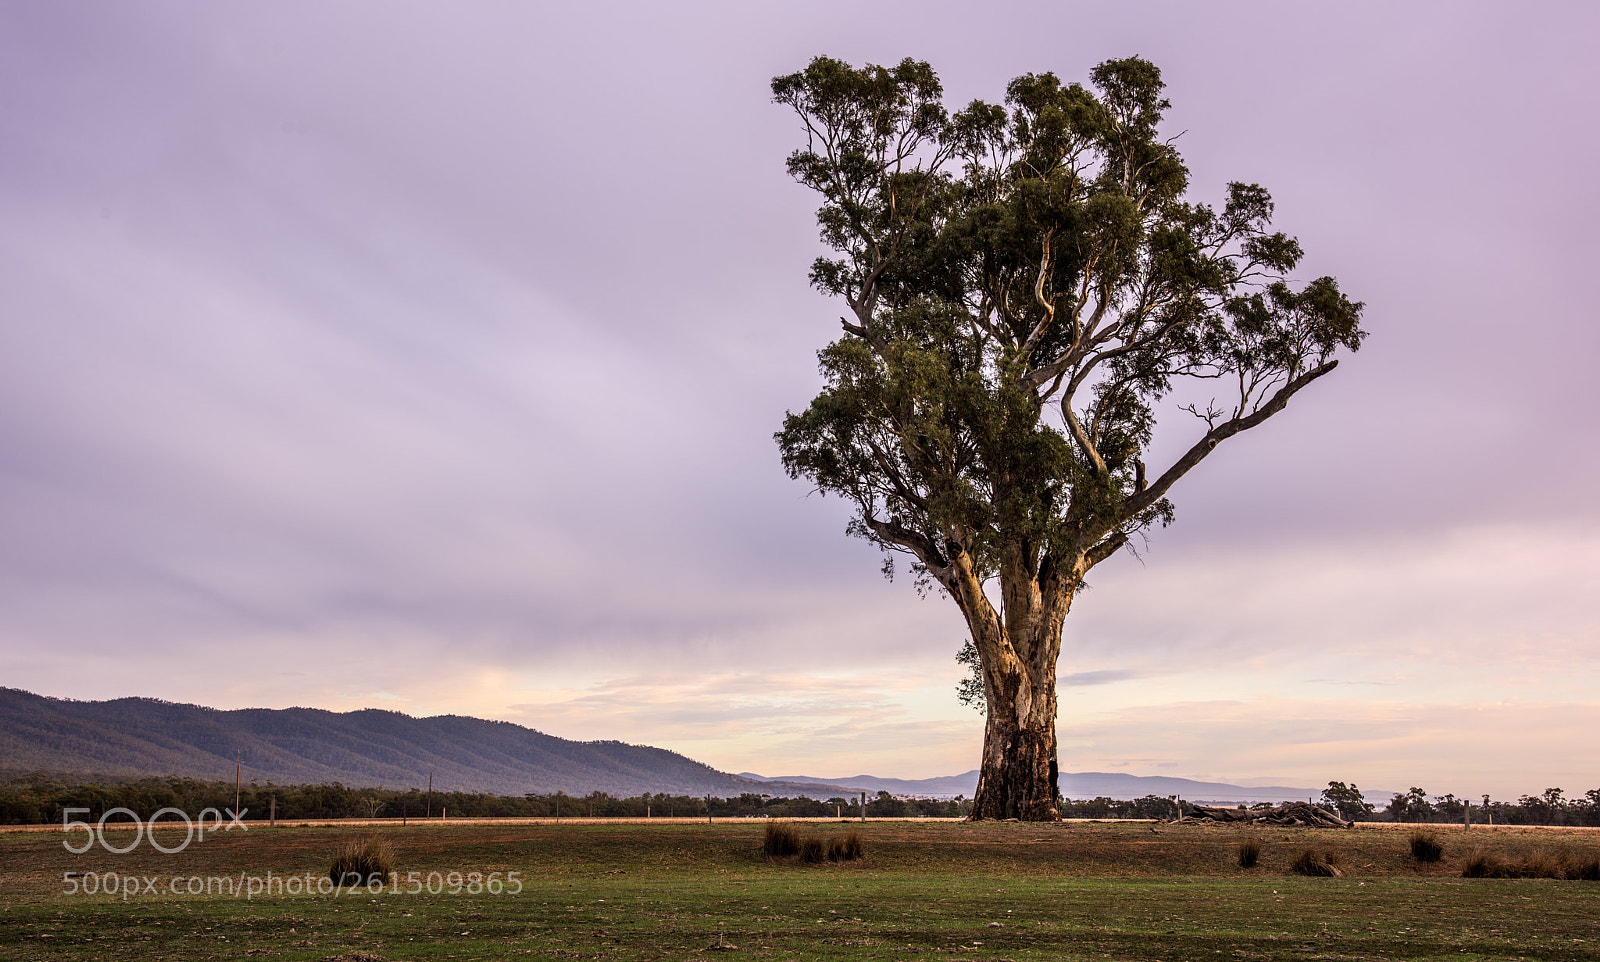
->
<box><xmin>1187</xmin><ymin>801</ymin><xmax>1350</xmax><ymax>828</ymax></box>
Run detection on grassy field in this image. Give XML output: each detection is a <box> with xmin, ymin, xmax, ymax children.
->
<box><xmin>4</xmin><ymin>819</ymin><xmax>1600</xmax><ymax>960</ymax></box>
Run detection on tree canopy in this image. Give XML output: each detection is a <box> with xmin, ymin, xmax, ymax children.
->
<box><xmin>773</xmin><ymin>55</ymin><xmax>1365</xmax><ymax>820</ymax></box>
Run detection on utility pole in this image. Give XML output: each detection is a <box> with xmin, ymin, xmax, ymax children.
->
<box><xmin>426</xmin><ymin>772</ymin><xmax>433</xmax><ymax>819</ymax></box>
<box><xmin>234</xmin><ymin>754</ymin><xmax>241</xmax><ymax>818</ymax></box>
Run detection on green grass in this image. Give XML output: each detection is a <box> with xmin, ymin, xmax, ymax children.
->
<box><xmin>4</xmin><ymin>820</ymin><xmax>1600</xmax><ymax>960</ymax></box>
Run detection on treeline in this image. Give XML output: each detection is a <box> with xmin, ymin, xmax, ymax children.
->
<box><xmin>0</xmin><ymin>775</ymin><xmax>969</xmax><ymax>824</ymax></box>
<box><xmin>1377</xmin><ymin>786</ymin><xmax>1600</xmax><ymax>827</ymax></box>
<box><xmin>1319</xmin><ymin>781</ymin><xmax>1600</xmax><ymax>826</ymax></box>
<box><xmin>9</xmin><ymin>774</ymin><xmax>1594</xmax><ymax>826</ymax></box>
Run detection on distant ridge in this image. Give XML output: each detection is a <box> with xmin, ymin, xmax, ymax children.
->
<box><xmin>2</xmin><ymin>689</ymin><xmax>1390</xmax><ymax>805</ymax></box>
<box><xmin>741</xmin><ymin>770</ymin><xmax>1392</xmax><ymax>806</ymax></box>
<box><xmin>0</xmin><ymin>688</ymin><xmax>849</xmax><ymax>798</ymax></box>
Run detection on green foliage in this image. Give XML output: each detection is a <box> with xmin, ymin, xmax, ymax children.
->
<box><xmin>0</xmin><ymin>775</ymin><xmax>975</xmax><ymax>824</ymax></box>
<box><xmin>1385</xmin><ymin>787</ymin><xmax>1436</xmax><ymax>823</ymax></box>
<box><xmin>1321</xmin><ymin>781</ymin><xmax>1374</xmax><ymax>821</ymax></box>
<box><xmin>955</xmin><ymin>638</ymin><xmax>985</xmax><ymax>711</ymax></box>
<box><xmin>772</xmin><ymin>55</ymin><xmax>1366</xmax><ymax>718</ymax></box>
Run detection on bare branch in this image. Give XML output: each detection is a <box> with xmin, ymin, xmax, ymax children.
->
<box><xmin>1119</xmin><ymin>360</ymin><xmax>1338</xmax><ymax>525</ymax></box>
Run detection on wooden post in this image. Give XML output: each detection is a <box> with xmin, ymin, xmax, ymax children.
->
<box><xmin>860</xmin><ymin>792</ymin><xmax>866</xmax><ymax>823</ymax></box>
<box><xmin>706</xmin><ymin>795</ymin><xmax>712</xmax><ymax>825</ymax></box>
<box><xmin>269</xmin><ymin>795</ymin><xmax>276</xmax><ymax>827</ymax></box>
<box><xmin>426</xmin><ymin>773</ymin><xmax>433</xmax><ymax>819</ymax></box>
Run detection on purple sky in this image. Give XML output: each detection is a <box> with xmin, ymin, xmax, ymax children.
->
<box><xmin>2</xmin><ymin>1</ymin><xmax>1596</xmax><ymax>800</ymax></box>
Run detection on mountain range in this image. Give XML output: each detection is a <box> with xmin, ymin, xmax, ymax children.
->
<box><xmin>1</xmin><ymin>688</ymin><xmax>1381</xmax><ymax>803</ymax></box>
<box><xmin>739</xmin><ymin>771</ymin><xmax>1388</xmax><ymax>805</ymax></box>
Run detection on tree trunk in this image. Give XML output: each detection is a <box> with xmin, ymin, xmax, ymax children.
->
<box><xmin>952</xmin><ymin>546</ymin><xmax>1075</xmax><ymax>822</ymax></box>
<box><xmin>970</xmin><ymin>699</ymin><xmax>1060</xmax><ymax>820</ymax></box>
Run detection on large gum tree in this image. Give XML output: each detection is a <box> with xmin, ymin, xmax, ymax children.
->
<box><xmin>772</xmin><ymin>55</ymin><xmax>1366</xmax><ymax>821</ymax></box>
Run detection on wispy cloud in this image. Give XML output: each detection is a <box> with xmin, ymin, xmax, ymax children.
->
<box><xmin>0</xmin><ymin>1</ymin><xmax>1596</xmax><ymax>797</ymax></box>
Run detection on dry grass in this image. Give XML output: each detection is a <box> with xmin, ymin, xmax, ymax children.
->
<box><xmin>798</xmin><ymin>836</ymin><xmax>827</xmax><ymax>864</ymax></box>
<box><xmin>1460</xmin><ymin>846</ymin><xmax>1600</xmax><ymax>879</ymax></box>
<box><xmin>762</xmin><ymin>821</ymin><xmax>801</xmax><ymax>859</ymax></box>
<box><xmin>1290</xmin><ymin>847</ymin><xmax>1343</xmax><ymax>877</ymax></box>
<box><xmin>1237</xmin><ymin>837</ymin><xmax>1261</xmax><ymax>868</ymax></box>
<box><xmin>328</xmin><ymin>836</ymin><xmax>395</xmax><ymax>889</ymax></box>
<box><xmin>1408</xmin><ymin>830</ymin><xmax>1444</xmax><ymax>863</ymax></box>
<box><xmin>829</xmin><ymin>829</ymin><xmax>866</xmax><ymax>862</ymax></box>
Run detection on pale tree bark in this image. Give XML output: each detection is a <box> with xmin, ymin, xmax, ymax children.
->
<box><xmin>943</xmin><ymin>542</ymin><xmax>1082</xmax><ymax>820</ymax></box>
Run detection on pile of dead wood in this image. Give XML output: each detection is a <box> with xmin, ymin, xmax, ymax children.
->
<box><xmin>1182</xmin><ymin>800</ymin><xmax>1350</xmax><ymax>828</ymax></box>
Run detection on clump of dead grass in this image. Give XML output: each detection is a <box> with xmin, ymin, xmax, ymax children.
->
<box><xmin>1237</xmin><ymin>838</ymin><xmax>1262</xmax><ymax>868</ymax></box>
<box><xmin>764</xmin><ymin>824</ymin><xmax>865</xmax><ymax>865</ymax></box>
<box><xmin>1460</xmin><ymin>846</ymin><xmax>1600</xmax><ymax>880</ymax></box>
<box><xmin>329</xmin><ymin>837</ymin><xmax>395</xmax><ymax>889</ymax></box>
<box><xmin>829</xmin><ymin>830</ymin><xmax>865</xmax><ymax>862</ymax></box>
<box><xmin>798</xmin><ymin>836</ymin><xmax>827</xmax><ymax>864</ymax></box>
<box><xmin>762</xmin><ymin>822</ymin><xmax>801</xmax><ymax>859</ymax></box>
<box><xmin>1290</xmin><ymin>847</ymin><xmax>1343</xmax><ymax>877</ymax></box>
<box><xmin>1409</xmin><ymin>831</ymin><xmax>1444</xmax><ymax>863</ymax></box>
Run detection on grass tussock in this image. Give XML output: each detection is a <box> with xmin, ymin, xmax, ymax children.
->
<box><xmin>762</xmin><ymin>822</ymin><xmax>801</xmax><ymax>859</ymax></box>
<box><xmin>766</xmin><ymin>824</ymin><xmax>864</xmax><ymax>865</ymax></box>
<box><xmin>1459</xmin><ymin>848</ymin><xmax>1510</xmax><ymax>878</ymax></box>
<box><xmin>1460</xmin><ymin>847</ymin><xmax>1600</xmax><ymax>880</ymax></box>
<box><xmin>1237</xmin><ymin>838</ymin><xmax>1262</xmax><ymax>868</ymax></box>
<box><xmin>1290</xmin><ymin>847</ymin><xmax>1343</xmax><ymax>877</ymax></box>
<box><xmin>328</xmin><ymin>837</ymin><xmax>395</xmax><ymax>889</ymax></box>
<box><xmin>1409</xmin><ymin>831</ymin><xmax>1444</xmax><ymax>863</ymax></box>
<box><xmin>798</xmin><ymin>836</ymin><xmax>827</xmax><ymax>864</ymax></box>
<box><xmin>829</xmin><ymin>830</ymin><xmax>865</xmax><ymax>862</ymax></box>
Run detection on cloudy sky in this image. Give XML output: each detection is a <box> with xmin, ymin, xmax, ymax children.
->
<box><xmin>3</xmin><ymin>1</ymin><xmax>1595</xmax><ymax>801</ymax></box>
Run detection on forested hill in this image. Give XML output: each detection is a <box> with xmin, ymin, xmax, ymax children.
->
<box><xmin>0</xmin><ymin>688</ymin><xmax>846</xmax><ymax>798</ymax></box>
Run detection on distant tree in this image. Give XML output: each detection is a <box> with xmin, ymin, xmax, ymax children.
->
<box><xmin>1320</xmin><ymin>781</ymin><xmax>1373</xmax><ymax>821</ymax></box>
<box><xmin>773</xmin><ymin>55</ymin><xmax>1365</xmax><ymax>820</ymax></box>
<box><xmin>1517</xmin><ymin>787</ymin><xmax>1569</xmax><ymax>825</ymax></box>
<box><xmin>1386</xmin><ymin>787</ymin><xmax>1435</xmax><ymax>823</ymax></box>
<box><xmin>868</xmin><ymin>790</ymin><xmax>908</xmax><ymax>818</ymax></box>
